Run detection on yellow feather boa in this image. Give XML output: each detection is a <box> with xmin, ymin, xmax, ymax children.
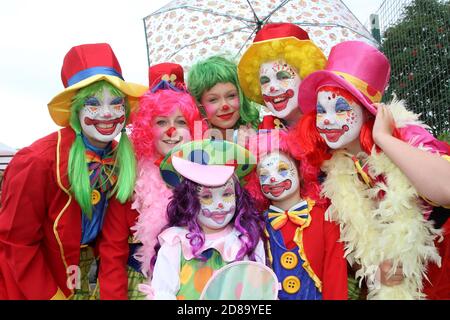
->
<box><xmin>321</xmin><ymin>149</ymin><xmax>442</xmax><ymax>300</ymax></box>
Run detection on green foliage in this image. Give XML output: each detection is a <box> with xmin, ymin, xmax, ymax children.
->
<box><xmin>380</xmin><ymin>0</ymin><xmax>450</xmax><ymax>136</ymax></box>
<box><xmin>438</xmin><ymin>130</ymin><xmax>450</xmax><ymax>143</ymax></box>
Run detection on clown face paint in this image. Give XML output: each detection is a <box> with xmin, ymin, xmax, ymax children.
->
<box><xmin>197</xmin><ymin>178</ymin><xmax>236</xmax><ymax>232</ymax></box>
<box><xmin>257</xmin><ymin>152</ymin><xmax>299</xmax><ymax>201</ymax></box>
<box><xmin>316</xmin><ymin>89</ymin><xmax>364</xmax><ymax>150</ymax></box>
<box><xmin>200</xmin><ymin>82</ymin><xmax>241</xmax><ymax>129</ymax></box>
<box><xmin>79</xmin><ymin>86</ymin><xmax>126</xmax><ymax>148</ymax></box>
<box><xmin>153</xmin><ymin>107</ymin><xmax>192</xmax><ymax>157</ymax></box>
<box><xmin>259</xmin><ymin>60</ymin><xmax>301</xmax><ymax>119</ymax></box>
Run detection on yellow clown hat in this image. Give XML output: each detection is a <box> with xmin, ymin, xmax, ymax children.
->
<box><xmin>238</xmin><ymin>23</ymin><xmax>327</xmax><ymax>105</ymax></box>
<box><xmin>47</xmin><ymin>43</ymin><xmax>148</xmax><ymax>127</ymax></box>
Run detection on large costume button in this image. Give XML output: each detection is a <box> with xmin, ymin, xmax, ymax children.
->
<box><xmin>91</xmin><ymin>189</ymin><xmax>101</xmax><ymax>205</ymax></box>
<box><xmin>282</xmin><ymin>276</ymin><xmax>301</xmax><ymax>294</ymax></box>
<box><xmin>280</xmin><ymin>252</ymin><xmax>298</xmax><ymax>270</ymax></box>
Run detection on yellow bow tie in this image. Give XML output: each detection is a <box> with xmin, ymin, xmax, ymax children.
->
<box><xmin>268</xmin><ymin>201</ymin><xmax>310</xmax><ymax>231</ymax></box>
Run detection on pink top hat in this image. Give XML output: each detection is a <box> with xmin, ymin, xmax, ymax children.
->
<box><xmin>298</xmin><ymin>41</ymin><xmax>391</xmax><ymax>115</ymax></box>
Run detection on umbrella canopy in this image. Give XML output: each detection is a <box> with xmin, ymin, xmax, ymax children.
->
<box><xmin>144</xmin><ymin>0</ymin><xmax>377</xmax><ymax>71</ymax></box>
<box><xmin>0</xmin><ymin>142</ymin><xmax>16</xmax><ymax>171</ymax></box>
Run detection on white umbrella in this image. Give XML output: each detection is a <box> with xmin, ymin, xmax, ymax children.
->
<box><xmin>143</xmin><ymin>0</ymin><xmax>377</xmax><ymax>71</ymax></box>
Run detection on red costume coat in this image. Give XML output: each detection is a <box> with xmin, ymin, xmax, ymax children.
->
<box><xmin>266</xmin><ymin>202</ymin><xmax>348</xmax><ymax>300</ymax></box>
<box><xmin>0</xmin><ymin>128</ymin><xmax>137</xmax><ymax>299</ymax></box>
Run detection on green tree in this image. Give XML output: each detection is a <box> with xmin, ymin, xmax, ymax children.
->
<box><xmin>380</xmin><ymin>0</ymin><xmax>449</xmax><ymax>136</ymax></box>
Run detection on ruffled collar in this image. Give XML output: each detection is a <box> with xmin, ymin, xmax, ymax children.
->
<box><xmin>158</xmin><ymin>225</ymin><xmax>245</xmax><ymax>262</ymax></box>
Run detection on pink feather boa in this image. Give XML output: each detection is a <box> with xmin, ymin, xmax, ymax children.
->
<box><xmin>131</xmin><ymin>158</ymin><xmax>172</xmax><ymax>277</ymax></box>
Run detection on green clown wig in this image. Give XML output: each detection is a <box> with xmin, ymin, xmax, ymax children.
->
<box><xmin>68</xmin><ymin>80</ymin><xmax>137</xmax><ymax>219</ymax></box>
<box><xmin>187</xmin><ymin>55</ymin><xmax>261</xmax><ymax>129</ymax></box>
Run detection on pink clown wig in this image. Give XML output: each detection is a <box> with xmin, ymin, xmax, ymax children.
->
<box><xmin>129</xmin><ymin>88</ymin><xmax>206</xmax><ymax>277</ymax></box>
<box><xmin>245</xmin><ymin>129</ymin><xmax>326</xmax><ymax>213</ymax></box>
<box><xmin>131</xmin><ymin>89</ymin><xmax>205</xmax><ymax>161</ymax></box>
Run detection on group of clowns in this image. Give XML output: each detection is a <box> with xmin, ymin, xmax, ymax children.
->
<box><xmin>0</xmin><ymin>23</ymin><xmax>449</xmax><ymax>300</ymax></box>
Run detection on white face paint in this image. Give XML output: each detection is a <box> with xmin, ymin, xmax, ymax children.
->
<box><xmin>257</xmin><ymin>152</ymin><xmax>299</xmax><ymax>201</ymax></box>
<box><xmin>79</xmin><ymin>86</ymin><xmax>126</xmax><ymax>147</ymax></box>
<box><xmin>197</xmin><ymin>178</ymin><xmax>236</xmax><ymax>231</ymax></box>
<box><xmin>259</xmin><ymin>59</ymin><xmax>301</xmax><ymax>119</ymax></box>
<box><xmin>316</xmin><ymin>89</ymin><xmax>364</xmax><ymax>150</ymax></box>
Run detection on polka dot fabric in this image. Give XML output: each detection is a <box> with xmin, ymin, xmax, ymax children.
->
<box><xmin>144</xmin><ymin>0</ymin><xmax>377</xmax><ymax>72</ymax></box>
<box><xmin>160</xmin><ymin>139</ymin><xmax>256</xmax><ymax>188</ymax></box>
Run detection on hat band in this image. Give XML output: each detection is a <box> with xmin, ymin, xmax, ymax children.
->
<box><xmin>67</xmin><ymin>66</ymin><xmax>124</xmax><ymax>87</ymax></box>
<box><xmin>333</xmin><ymin>71</ymin><xmax>382</xmax><ymax>104</ymax></box>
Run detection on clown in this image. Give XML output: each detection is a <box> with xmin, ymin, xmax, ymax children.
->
<box><xmin>130</xmin><ymin>63</ymin><xmax>206</xmax><ymax>282</ymax></box>
<box><xmin>246</xmin><ymin>129</ymin><xmax>347</xmax><ymax>300</ymax></box>
<box><xmin>187</xmin><ymin>55</ymin><xmax>261</xmax><ymax>142</ymax></box>
<box><xmin>139</xmin><ymin>140</ymin><xmax>265</xmax><ymax>300</ymax></box>
<box><xmin>0</xmin><ymin>43</ymin><xmax>147</xmax><ymax>299</ymax></box>
<box><xmin>238</xmin><ymin>23</ymin><xmax>327</xmax><ymax>128</ymax></box>
<box><xmin>290</xmin><ymin>41</ymin><xmax>450</xmax><ymax>299</ymax></box>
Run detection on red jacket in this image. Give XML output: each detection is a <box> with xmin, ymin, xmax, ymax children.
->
<box><xmin>0</xmin><ymin>128</ymin><xmax>137</xmax><ymax>299</ymax></box>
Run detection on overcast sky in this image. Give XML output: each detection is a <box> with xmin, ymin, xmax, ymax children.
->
<box><xmin>0</xmin><ymin>0</ymin><xmax>383</xmax><ymax>149</ymax></box>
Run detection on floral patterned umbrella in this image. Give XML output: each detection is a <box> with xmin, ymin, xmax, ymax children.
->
<box><xmin>144</xmin><ymin>0</ymin><xmax>377</xmax><ymax>71</ymax></box>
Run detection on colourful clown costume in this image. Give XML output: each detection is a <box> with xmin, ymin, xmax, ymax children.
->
<box><xmin>0</xmin><ymin>43</ymin><xmax>147</xmax><ymax>299</ymax></box>
<box><xmin>238</xmin><ymin>23</ymin><xmax>327</xmax><ymax>128</ymax></box>
<box><xmin>145</xmin><ymin>225</ymin><xmax>265</xmax><ymax>300</ymax></box>
<box><xmin>247</xmin><ymin>129</ymin><xmax>347</xmax><ymax>300</ymax></box>
<box><xmin>291</xmin><ymin>40</ymin><xmax>450</xmax><ymax>299</ymax></box>
<box><xmin>129</xmin><ymin>63</ymin><xmax>205</xmax><ymax>282</ymax></box>
<box><xmin>139</xmin><ymin>139</ymin><xmax>265</xmax><ymax>300</ymax></box>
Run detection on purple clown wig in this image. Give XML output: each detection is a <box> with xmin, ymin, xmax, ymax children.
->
<box><xmin>151</xmin><ymin>175</ymin><xmax>264</xmax><ymax>268</ymax></box>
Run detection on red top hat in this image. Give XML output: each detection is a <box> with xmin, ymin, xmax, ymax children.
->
<box><xmin>48</xmin><ymin>43</ymin><xmax>147</xmax><ymax>127</ymax></box>
<box><xmin>61</xmin><ymin>43</ymin><xmax>123</xmax><ymax>88</ymax></box>
<box><xmin>253</xmin><ymin>23</ymin><xmax>311</xmax><ymax>43</ymax></box>
<box><xmin>148</xmin><ymin>62</ymin><xmax>185</xmax><ymax>90</ymax></box>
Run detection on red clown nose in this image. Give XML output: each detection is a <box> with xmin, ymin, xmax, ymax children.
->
<box><xmin>166</xmin><ymin>127</ymin><xmax>177</xmax><ymax>137</ymax></box>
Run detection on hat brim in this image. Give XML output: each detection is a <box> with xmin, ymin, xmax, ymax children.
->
<box><xmin>172</xmin><ymin>156</ymin><xmax>235</xmax><ymax>187</ymax></box>
<box><xmin>160</xmin><ymin>139</ymin><xmax>256</xmax><ymax>188</ymax></box>
<box><xmin>47</xmin><ymin>74</ymin><xmax>148</xmax><ymax>127</ymax></box>
<box><xmin>298</xmin><ymin>71</ymin><xmax>377</xmax><ymax>116</ymax></box>
<box><xmin>238</xmin><ymin>37</ymin><xmax>327</xmax><ymax>105</ymax></box>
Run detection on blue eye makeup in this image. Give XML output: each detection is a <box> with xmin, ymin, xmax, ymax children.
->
<box><xmin>335</xmin><ymin>98</ymin><xmax>352</xmax><ymax>113</ymax></box>
<box><xmin>317</xmin><ymin>103</ymin><xmax>326</xmax><ymax>114</ymax></box>
<box><xmin>279</xmin><ymin>169</ymin><xmax>288</xmax><ymax>177</ymax></box>
<box><xmin>111</xmin><ymin>97</ymin><xmax>124</xmax><ymax>105</ymax></box>
<box><xmin>259</xmin><ymin>174</ymin><xmax>269</xmax><ymax>183</ymax></box>
<box><xmin>85</xmin><ymin>97</ymin><xmax>100</xmax><ymax>106</ymax></box>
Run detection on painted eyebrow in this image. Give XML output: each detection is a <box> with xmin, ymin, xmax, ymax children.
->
<box><xmin>85</xmin><ymin>97</ymin><xmax>100</xmax><ymax>105</ymax></box>
<box><xmin>278</xmin><ymin>162</ymin><xmax>290</xmax><ymax>169</ymax></box>
<box><xmin>111</xmin><ymin>97</ymin><xmax>124</xmax><ymax>104</ymax></box>
<box><xmin>335</xmin><ymin>98</ymin><xmax>352</xmax><ymax>110</ymax></box>
<box><xmin>223</xmin><ymin>186</ymin><xmax>234</xmax><ymax>193</ymax></box>
<box><xmin>317</xmin><ymin>103</ymin><xmax>326</xmax><ymax>112</ymax></box>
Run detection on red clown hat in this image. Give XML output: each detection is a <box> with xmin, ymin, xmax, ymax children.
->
<box><xmin>48</xmin><ymin>43</ymin><xmax>147</xmax><ymax>127</ymax></box>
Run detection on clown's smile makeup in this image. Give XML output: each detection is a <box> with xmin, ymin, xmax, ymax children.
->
<box><xmin>197</xmin><ymin>178</ymin><xmax>236</xmax><ymax>231</ymax></box>
<box><xmin>258</xmin><ymin>152</ymin><xmax>299</xmax><ymax>201</ymax></box>
<box><xmin>79</xmin><ymin>87</ymin><xmax>126</xmax><ymax>148</ymax></box>
<box><xmin>84</xmin><ymin>115</ymin><xmax>125</xmax><ymax>136</ymax></box>
<box><xmin>316</xmin><ymin>88</ymin><xmax>364</xmax><ymax>150</ymax></box>
<box><xmin>259</xmin><ymin>60</ymin><xmax>301</xmax><ymax>119</ymax></box>
<box><xmin>200</xmin><ymin>82</ymin><xmax>241</xmax><ymax>129</ymax></box>
<box><xmin>263</xmin><ymin>89</ymin><xmax>295</xmax><ymax>112</ymax></box>
<box><xmin>317</xmin><ymin>125</ymin><xmax>349</xmax><ymax>143</ymax></box>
